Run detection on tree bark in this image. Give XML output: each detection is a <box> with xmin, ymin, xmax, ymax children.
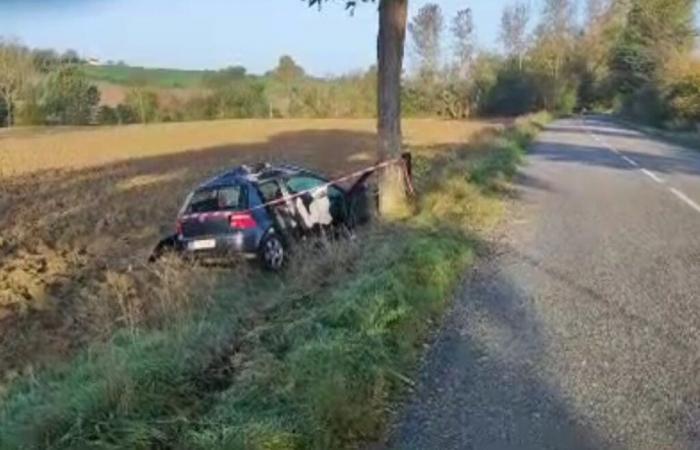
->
<box><xmin>377</xmin><ymin>0</ymin><xmax>409</xmax><ymax>218</ymax></box>
<box><xmin>6</xmin><ymin>93</ymin><xmax>13</xmax><ymax>127</ymax></box>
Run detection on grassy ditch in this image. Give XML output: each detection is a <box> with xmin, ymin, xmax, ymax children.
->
<box><xmin>0</xmin><ymin>113</ymin><xmax>550</xmax><ymax>450</ymax></box>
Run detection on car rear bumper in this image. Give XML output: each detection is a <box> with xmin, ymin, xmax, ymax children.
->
<box><xmin>179</xmin><ymin>232</ymin><xmax>260</xmax><ymax>258</ymax></box>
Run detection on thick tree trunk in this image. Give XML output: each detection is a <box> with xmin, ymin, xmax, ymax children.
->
<box><xmin>377</xmin><ymin>0</ymin><xmax>409</xmax><ymax>218</ymax></box>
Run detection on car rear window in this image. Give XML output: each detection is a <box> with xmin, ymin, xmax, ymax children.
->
<box><xmin>186</xmin><ymin>185</ymin><xmax>246</xmax><ymax>213</ymax></box>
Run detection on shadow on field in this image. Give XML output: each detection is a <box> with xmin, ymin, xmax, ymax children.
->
<box><xmin>0</xmin><ymin>127</ymin><xmax>496</xmax><ymax>376</ymax></box>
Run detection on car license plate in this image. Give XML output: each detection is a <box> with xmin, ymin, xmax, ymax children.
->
<box><xmin>189</xmin><ymin>239</ymin><xmax>216</xmax><ymax>250</ymax></box>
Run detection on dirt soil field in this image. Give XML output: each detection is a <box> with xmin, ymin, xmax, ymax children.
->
<box><xmin>0</xmin><ymin>118</ymin><xmax>503</xmax><ymax>377</ymax></box>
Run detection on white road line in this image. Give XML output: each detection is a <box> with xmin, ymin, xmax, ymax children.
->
<box><xmin>640</xmin><ymin>168</ymin><xmax>665</xmax><ymax>184</ymax></box>
<box><xmin>583</xmin><ymin>118</ymin><xmax>700</xmax><ymax>215</ymax></box>
<box><xmin>590</xmin><ymin>131</ymin><xmax>664</xmax><ymax>182</ymax></box>
<box><xmin>621</xmin><ymin>155</ymin><xmax>639</xmax><ymax>167</ymax></box>
<box><xmin>670</xmin><ymin>188</ymin><xmax>700</xmax><ymax>214</ymax></box>
<box><xmin>601</xmin><ymin>140</ymin><xmax>619</xmax><ymax>154</ymax></box>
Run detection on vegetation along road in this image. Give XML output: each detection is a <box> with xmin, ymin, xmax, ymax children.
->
<box><xmin>390</xmin><ymin>117</ymin><xmax>700</xmax><ymax>450</ymax></box>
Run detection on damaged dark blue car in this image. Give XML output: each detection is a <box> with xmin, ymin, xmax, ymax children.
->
<box><xmin>151</xmin><ymin>162</ymin><xmax>376</xmax><ymax>270</ymax></box>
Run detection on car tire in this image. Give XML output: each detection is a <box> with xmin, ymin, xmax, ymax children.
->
<box><xmin>259</xmin><ymin>234</ymin><xmax>285</xmax><ymax>271</ymax></box>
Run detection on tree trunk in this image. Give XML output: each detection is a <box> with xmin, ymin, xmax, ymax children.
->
<box><xmin>139</xmin><ymin>92</ymin><xmax>147</xmax><ymax>124</ymax></box>
<box><xmin>377</xmin><ymin>0</ymin><xmax>409</xmax><ymax>218</ymax></box>
<box><xmin>6</xmin><ymin>94</ymin><xmax>13</xmax><ymax>127</ymax></box>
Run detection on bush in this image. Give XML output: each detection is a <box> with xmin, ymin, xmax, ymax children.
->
<box><xmin>97</xmin><ymin>105</ymin><xmax>119</xmax><ymax>125</ymax></box>
<box><xmin>115</xmin><ymin>103</ymin><xmax>139</xmax><ymax>124</ymax></box>
<box><xmin>663</xmin><ymin>59</ymin><xmax>700</xmax><ymax>126</ymax></box>
<box><xmin>125</xmin><ymin>88</ymin><xmax>160</xmax><ymax>123</ymax></box>
<box><xmin>483</xmin><ymin>67</ymin><xmax>539</xmax><ymax>116</ymax></box>
<box><xmin>42</xmin><ymin>66</ymin><xmax>100</xmax><ymax>125</ymax></box>
<box><xmin>555</xmin><ymin>85</ymin><xmax>578</xmax><ymax>116</ymax></box>
<box><xmin>215</xmin><ymin>81</ymin><xmax>269</xmax><ymax>118</ymax></box>
<box><xmin>618</xmin><ymin>84</ymin><xmax>669</xmax><ymax>126</ymax></box>
<box><xmin>14</xmin><ymin>85</ymin><xmax>44</xmax><ymax>126</ymax></box>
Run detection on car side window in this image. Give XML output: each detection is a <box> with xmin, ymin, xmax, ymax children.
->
<box><xmin>285</xmin><ymin>176</ymin><xmax>326</xmax><ymax>194</ymax></box>
<box><xmin>258</xmin><ymin>181</ymin><xmax>283</xmax><ymax>203</ymax></box>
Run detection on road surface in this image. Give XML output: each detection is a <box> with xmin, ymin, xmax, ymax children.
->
<box><xmin>389</xmin><ymin>117</ymin><xmax>700</xmax><ymax>450</ymax></box>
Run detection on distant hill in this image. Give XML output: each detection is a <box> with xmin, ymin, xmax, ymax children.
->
<box><xmin>82</xmin><ymin>64</ymin><xmax>212</xmax><ymax>88</ymax></box>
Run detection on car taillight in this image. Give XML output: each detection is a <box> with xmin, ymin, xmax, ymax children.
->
<box><xmin>175</xmin><ymin>219</ymin><xmax>183</xmax><ymax>236</ymax></box>
<box><xmin>230</xmin><ymin>212</ymin><xmax>257</xmax><ymax>230</ymax></box>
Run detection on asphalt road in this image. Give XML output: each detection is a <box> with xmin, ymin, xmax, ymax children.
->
<box><xmin>388</xmin><ymin>117</ymin><xmax>700</xmax><ymax>450</ymax></box>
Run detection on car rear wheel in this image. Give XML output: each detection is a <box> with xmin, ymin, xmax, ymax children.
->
<box><xmin>260</xmin><ymin>235</ymin><xmax>285</xmax><ymax>271</ymax></box>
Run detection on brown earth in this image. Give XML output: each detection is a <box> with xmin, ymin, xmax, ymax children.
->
<box><xmin>0</xmin><ymin>118</ymin><xmax>504</xmax><ymax>377</ymax></box>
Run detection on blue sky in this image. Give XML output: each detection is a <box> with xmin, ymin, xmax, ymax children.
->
<box><xmin>0</xmin><ymin>0</ymin><xmax>536</xmax><ymax>75</ymax></box>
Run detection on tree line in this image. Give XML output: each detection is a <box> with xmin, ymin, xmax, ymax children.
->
<box><xmin>97</xmin><ymin>57</ymin><xmax>379</xmax><ymax>124</ymax></box>
<box><xmin>0</xmin><ymin>42</ymin><xmax>379</xmax><ymax>127</ymax></box>
<box><xmin>404</xmin><ymin>0</ymin><xmax>698</xmax><ymax>127</ymax></box>
<box><xmin>1</xmin><ymin>0</ymin><xmax>698</xmax><ymax>128</ymax></box>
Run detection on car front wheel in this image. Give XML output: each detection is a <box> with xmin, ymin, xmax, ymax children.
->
<box><xmin>260</xmin><ymin>234</ymin><xmax>285</xmax><ymax>271</ymax></box>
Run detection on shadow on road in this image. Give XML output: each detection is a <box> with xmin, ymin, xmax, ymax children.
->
<box><xmin>534</xmin><ymin>138</ymin><xmax>700</xmax><ymax>178</ymax></box>
<box><xmin>387</xmin><ymin>249</ymin><xmax>610</xmax><ymax>450</ymax></box>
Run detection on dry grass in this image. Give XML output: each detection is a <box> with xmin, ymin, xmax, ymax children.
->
<box><xmin>0</xmin><ymin>118</ymin><xmax>502</xmax><ymax>377</ymax></box>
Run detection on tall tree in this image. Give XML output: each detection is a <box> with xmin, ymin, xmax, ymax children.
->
<box><xmin>500</xmin><ymin>2</ymin><xmax>530</xmax><ymax>71</ymax></box>
<box><xmin>539</xmin><ymin>0</ymin><xmax>577</xmax><ymax>38</ymax></box>
<box><xmin>609</xmin><ymin>0</ymin><xmax>696</xmax><ymax>95</ymax></box>
<box><xmin>408</xmin><ymin>3</ymin><xmax>444</xmax><ymax>79</ymax></box>
<box><xmin>531</xmin><ymin>0</ymin><xmax>578</xmax><ymax>109</ymax></box>
<box><xmin>584</xmin><ymin>0</ymin><xmax>609</xmax><ymax>23</ymax></box>
<box><xmin>272</xmin><ymin>55</ymin><xmax>306</xmax><ymax>84</ymax></box>
<box><xmin>574</xmin><ymin>0</ymin><xmax>619</xmax><ymax>107</ymax></box>
<box><xmin>309</xmin><ymin>0</ymin><xmax>410</xmax><ymax>216</ymax></box>
<box><xmin>271</xmin><ymin>55</ymin><xmax>306</xmax><ymax>116</ymax></box>
<box><xmin>451</xmin><ymin>8</ymin><xmax>476</xmax><ymax>77</ymax></box>
<box><xmin>0</xmin><ymin>40</ymin><xmax>35</xmax><ymax>127</ymax></box>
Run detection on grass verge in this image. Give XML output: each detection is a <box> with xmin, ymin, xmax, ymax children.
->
<box><xmin>0</xmin><ymin>113</ymin><xmax>550</xmax><ymax>450</ymax></box>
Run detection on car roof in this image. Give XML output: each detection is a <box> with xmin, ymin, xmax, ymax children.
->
<box><xmin>197</xmin><ymin>163</ymin><xmax>321</xmax><ymax>190</ymax></box>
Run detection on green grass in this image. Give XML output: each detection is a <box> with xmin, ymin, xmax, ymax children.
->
<box><xmin>0</xmin><ymin>113</ymin><xmax>549</xmax><ymax>450</ymax></box>
<box><xmin>82</xmin><ymin>64</ymin><xmax>211</xmax><ymax>88</ymax></box>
